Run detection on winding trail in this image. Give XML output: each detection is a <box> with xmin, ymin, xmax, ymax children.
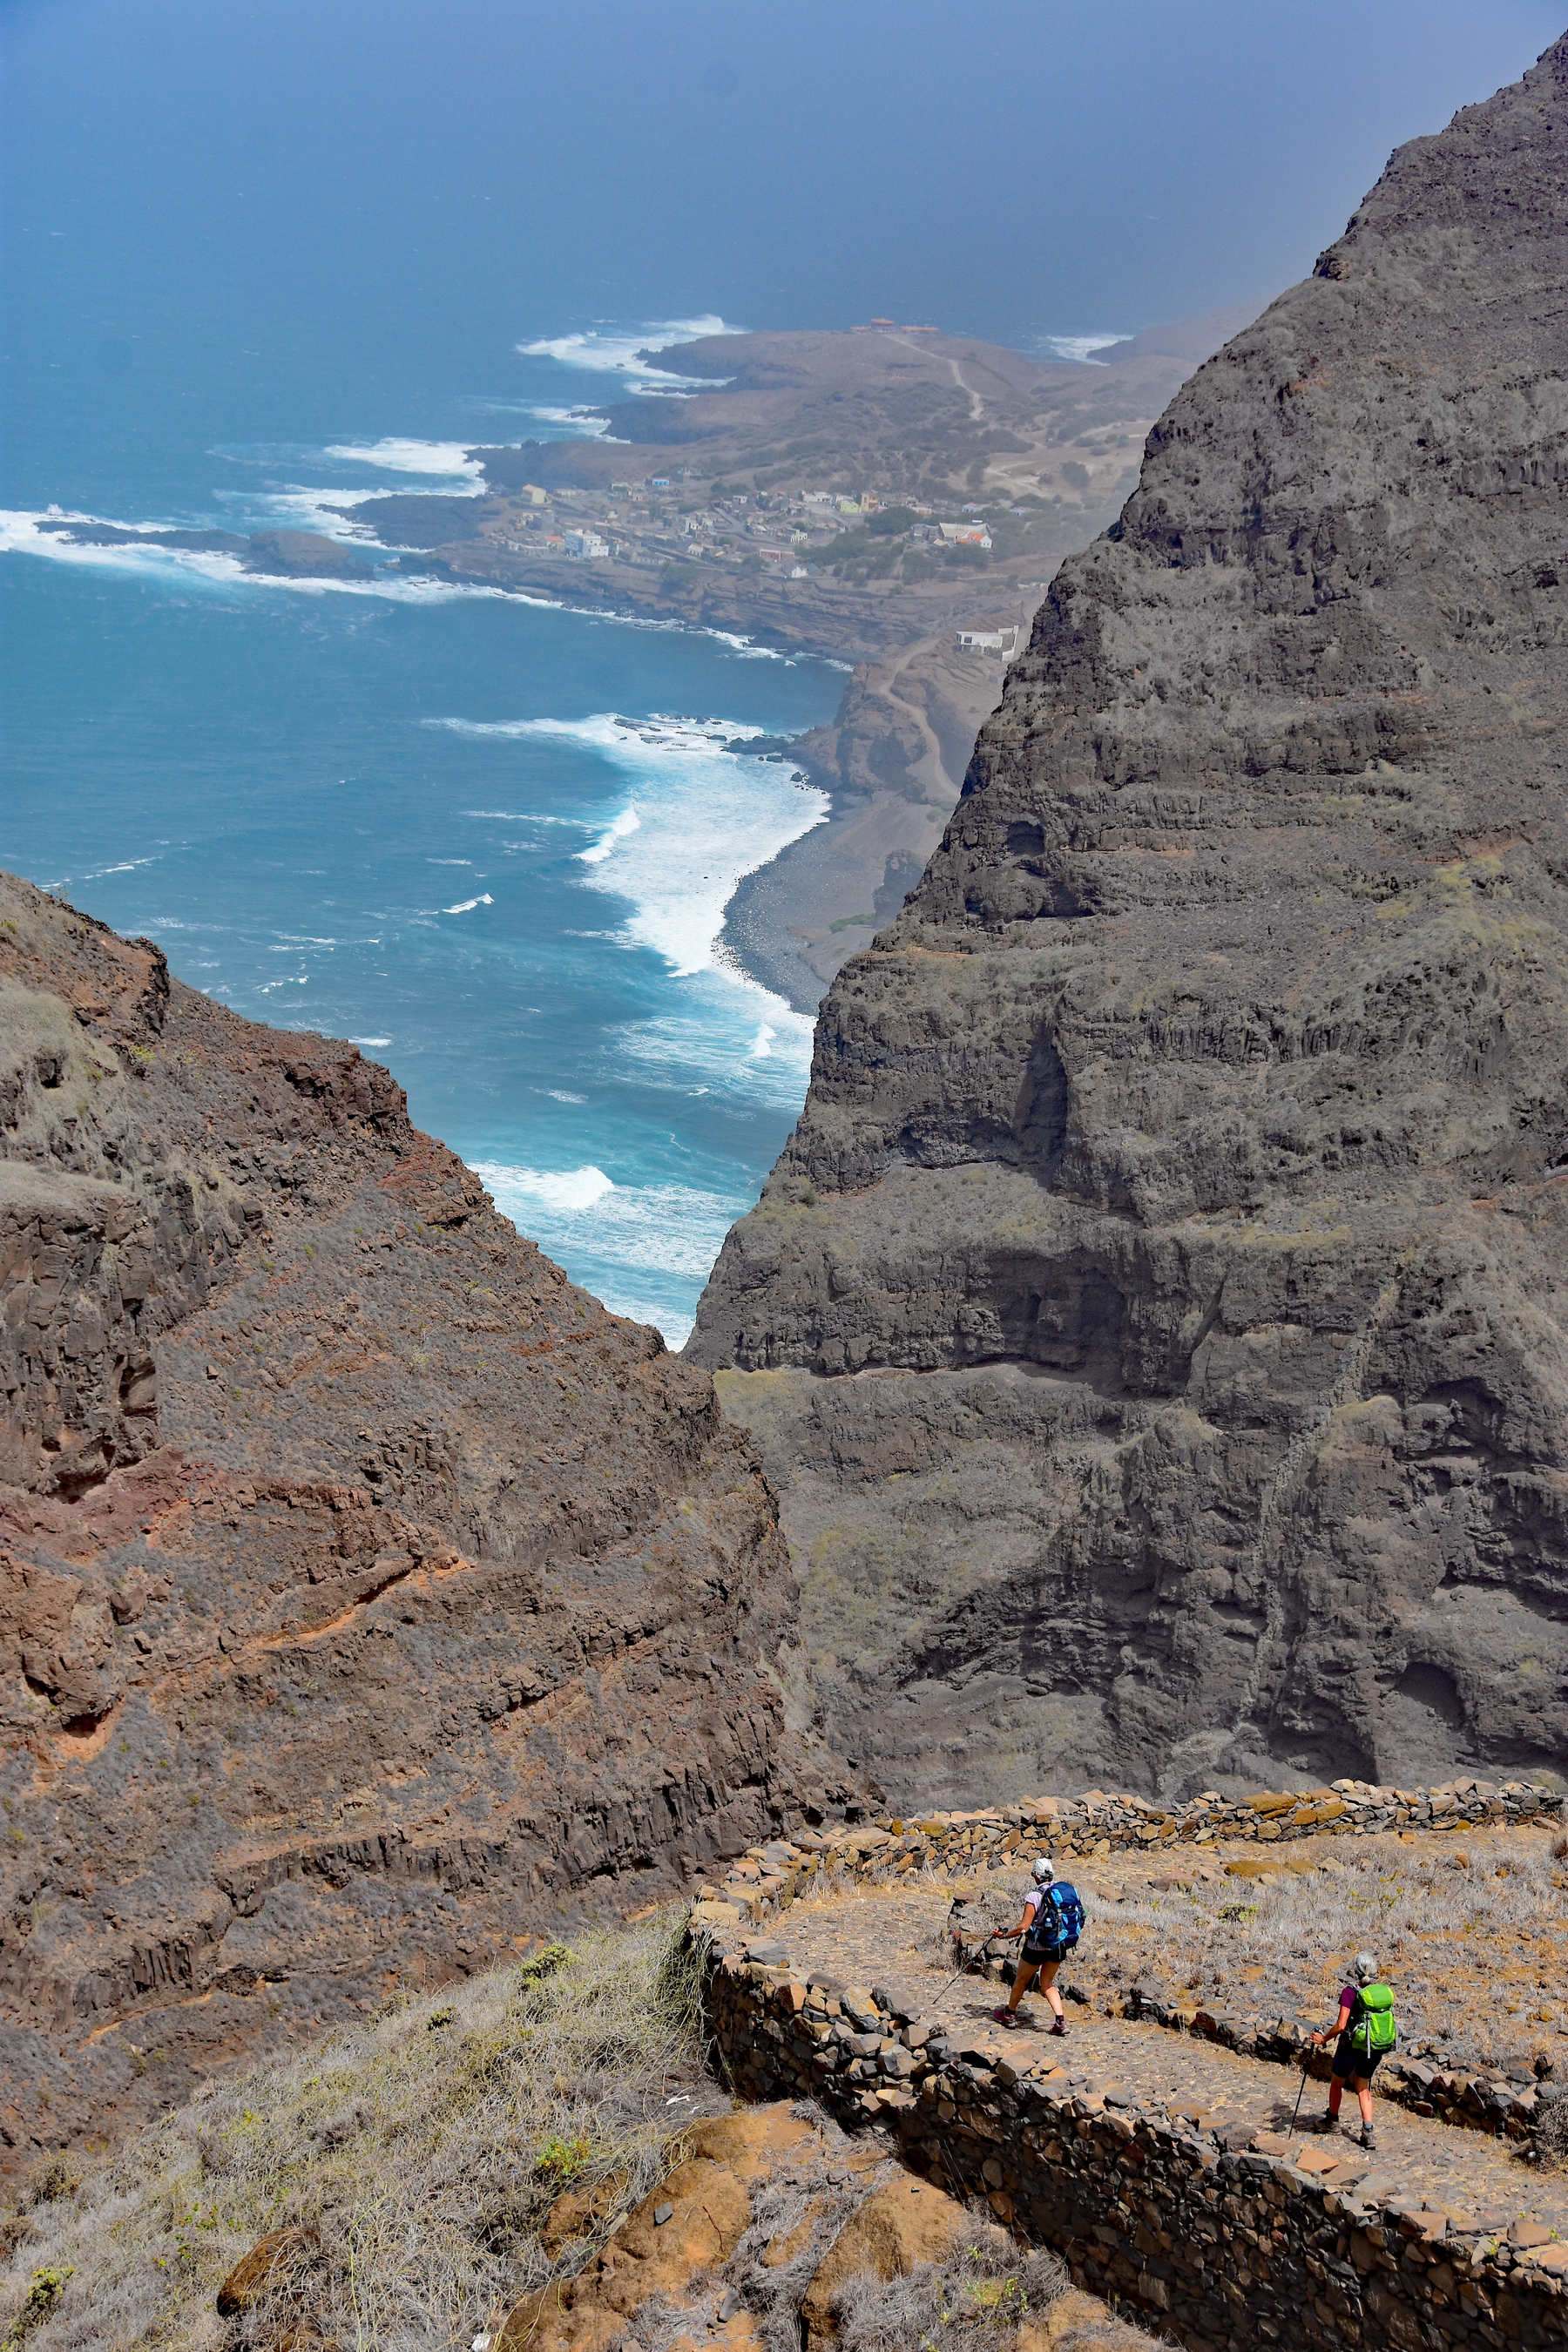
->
<box><xmin>883</xmin><ymin>329</ymin><xmax>986</xmax><ymax>423</ymax></box>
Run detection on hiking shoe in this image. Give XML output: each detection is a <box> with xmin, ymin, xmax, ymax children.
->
<box><xmin>1360</xmin><ymin>2125</ymin><xmax>1376</xmax><ymax>2151</ymax></box>
<box><xmin>991</xmin><ymin>2007</ymin><xmax>1021</xmax><ymax>2029</ymax></box>
<box><xmin>1049</xmin><ymin>2017</ymin><xmax>1068</xmax><ymax>2037</ymax></box>
<box><xmin>1314</xmin><ymin>2113</ymin><xmax>1340</xmax><ymax>2133</ymax></box>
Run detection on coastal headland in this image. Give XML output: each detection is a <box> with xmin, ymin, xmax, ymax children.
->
<box><xmin>347</xmin><ymin>312</ymin><xmax>1259</xmax><ymax>1010</ymax></box>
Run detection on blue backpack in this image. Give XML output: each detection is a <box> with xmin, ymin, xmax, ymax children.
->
<box><xmin>1023</xmin><ymin>1881</ymin><xmax>1085</xmax><ymax>1961</ymax></box>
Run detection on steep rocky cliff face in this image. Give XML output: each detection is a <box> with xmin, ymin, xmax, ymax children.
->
<box><xmin>691</xmin><ymin>38</ymin><xmax>1568</xmax><ymax>1808</ymax></box>
<box><xmin>0</xmin><ymin>873</ymin><xmax>841</xmax><ymax>2174</ymax></box>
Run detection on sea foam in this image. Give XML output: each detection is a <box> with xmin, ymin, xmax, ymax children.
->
<box><xmin>449</xmin><ymin>712</ymin><xmax>827</xmax><ymax>981</ymax></box>
<box><xmin>517</xmin><ymin>314</ymin><xmax>738</xmax><ymax>396</ymax></box>
<box><xmin>0</xmin><ymin>508</ymin><xmax>514</xmax><ymax>605</ymax></box>
<box><xmin>523</xmin><ymin>405</ymin><xmax>618</xmax><ymax>439</ymax></box>
<box><xmin>321</xmin><ymin>438</ymin><xmax>484</xmax><ymax>478</ymax></box>
<box><xmin>474</xmin><ymin>1158</ymin><xmax>748</xmax><ymax>1346</ymax></box>
<box><xmin>1043</xmin><ymin>332</ymin><xmax>1132</xmax><ymax>364</ymax></box>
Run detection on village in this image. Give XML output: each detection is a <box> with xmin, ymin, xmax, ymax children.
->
<box><xmin>471</xmin><ymin>470</ymin><xmax>1019</xmax><ymax>654</ymax></box>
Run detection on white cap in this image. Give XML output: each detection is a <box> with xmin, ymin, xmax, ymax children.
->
<box><xmin>1031</xmin><ymin>1856</ymin><xmax>1055</xmax><ymax>1884</ymax></box>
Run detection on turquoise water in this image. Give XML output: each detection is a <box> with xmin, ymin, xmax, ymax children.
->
<box><xmin>1</xmin><ymin>312</ymin><xmax>839</xmax><ymax>1342</ymax></box>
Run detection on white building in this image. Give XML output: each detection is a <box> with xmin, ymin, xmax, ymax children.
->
<box><xmin>564</xmin><ymin>530</ymin><xmax>609</xmax><ymax>559</ymax></box>
<box><xmin>956</xmin><ymin>624</ymin><xmax>1018</xmax><ymax>655</ymax></box>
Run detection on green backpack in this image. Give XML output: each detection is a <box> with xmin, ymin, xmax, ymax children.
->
<box><xmin>1350</xmin><ymin>1983</ymin><xmax>1397</xmax><ymax>2059</ymax></box>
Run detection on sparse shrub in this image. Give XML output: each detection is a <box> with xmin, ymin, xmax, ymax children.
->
<box><xmin>832</xmin><ymin>2235</ymin><xmax>1066</xmax><ymax>2352</ymax></box>
<box><xmin>1537</xmin><ymin>2088</ymin><xmax>1568</xmax><ymax>2171</ymax></box>
<box><xmin>3</xmin><ymin>2268</ymin><xmax>72</xmax><ymax>2346</ymax></box>
<box><xmin>23</xmin><ymin>2162</ymin><xmax>77</xmax><ymax>2212</ymax></box>
<box><xmin>533</xmin><ymin>2133</ymin><xmax>592</xmax><ymax>2186</ymax></box>
<box><xmin>517</xmin><ymin>1942</ymin><xmax>572</xmax><ymax>1987</ymax></box>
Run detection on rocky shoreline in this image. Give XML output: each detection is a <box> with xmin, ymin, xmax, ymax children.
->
<box><xmin>346</xmin><ymin>315</ymin><xmax>1262</xmax><ymax>1012</ymax></box>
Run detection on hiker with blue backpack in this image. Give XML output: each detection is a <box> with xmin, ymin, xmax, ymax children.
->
<box><xmin>994</xmin><ymin>1858</ymin><xmax>1085</xmax><ymax>2034</ymax></box>
<box><xmin>1309</xmin><ymin>1951</ymin><xmax>1396</xmax><ymax>2149</ymax></box>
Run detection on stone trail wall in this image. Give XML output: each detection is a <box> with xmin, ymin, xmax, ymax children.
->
<box><xmin>693</xmin><ymin>1943</ymin><xmax>1568</xmax><ymax>2352</ymax></box>
<box><xmin>693</xmin><ymin>1776</ymin><xmax>1565</xmax><ymax>2149</ymax></box>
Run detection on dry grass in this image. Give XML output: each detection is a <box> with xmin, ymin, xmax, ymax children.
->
<box><xmin>830</xmin><ymin>2238</ymin><xmax>1069</xmax><ymax>2352</ymax></box>
<box><xmin>0</xmin><ymin>1916</ymin><xmax>716</xmax><ymax>2352</ymax></box>
<box><xmin>712</xmin><ymin>2105</ymin><xmax>1161</xmax><ymax>2352</ymax></box>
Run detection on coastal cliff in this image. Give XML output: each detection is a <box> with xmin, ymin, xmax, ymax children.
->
<box><xmin>0</xmin><ymin>872</ymin><xmax>845</xmax><ymax>2174</ymax></box>
<box><xmin>690</xmin><ymin>37</ymin><xmax>1568</xmax><ymax>1806</ymax></box>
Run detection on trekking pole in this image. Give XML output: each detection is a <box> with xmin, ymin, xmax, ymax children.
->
<box><xmin>930</xmin><ymin>1930</ymin><xmax>1010</xmax><ymax>2012</ymax></box>
<box><xmin>1289</xmin><ymin>2041</ymin><xmax>1314</xmax><ymax>2133</ymax></box>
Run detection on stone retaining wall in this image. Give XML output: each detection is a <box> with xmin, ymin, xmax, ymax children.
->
<box><xmin>695</xmin><ymin>1780</ymin><xmax>1561</xmax><ymax>1937</ymax></box>
<box><xmin>941</xmin><ymin>1936</ymin><xmax>1551</xmax><ymax>2147</ymax></box>
<box><xmin>694</xmin><ymin>1941</ymin><xmax>1568</xmax><ymax>2352</ymax></box>
<box><xmin>691</xmin><ymin>1776</ymin><xmax>1564</xmax><ymax>2151</ymax></box>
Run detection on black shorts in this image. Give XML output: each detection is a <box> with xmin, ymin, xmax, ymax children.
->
<box><xmin>1332</xmin><ymin>2034</ymin><xmax>1383</xmax><ymax>2082</ymax></box>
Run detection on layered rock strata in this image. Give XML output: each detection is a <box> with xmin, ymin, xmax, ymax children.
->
<box><xmin>0</xmin><ymin>871</ymin><xmax>841</xmax><ymax>2173</ymax></box>
<box><xmin>692</xmin><ymin>37</ymin><xmax>1568</xmax><ymax>1802</ymax></box>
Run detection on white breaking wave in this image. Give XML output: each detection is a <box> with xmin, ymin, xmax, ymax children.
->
<box><xmin>440</xmin><ymin>711</ymin><xmax>828</xmax><ymax>981</ymax></box>
<box><xmin>0</xmin><ymin>508</ymin><xmax>514</xmax><ymax>605</ymax></box>
<box><xmin>322</xmin><ymin>437</ymin><xmax>484</xmax><ymax>478</ymax></box>
<box><xmin>578</xmin><ymin>808</ymin><xmax>640</xmax><ymax>865</ymax></box>
<box><xmin>475</xmin><ymin>1158</ymin><xmax>750</xmax><ymax>1346</ymax></box>
<box><xmin>351</xmin><ymin>1036</ymin><xmax>393</xmax><ymax>1049</ymax></box>
<box><xmin>1044</xmin><ymin>333</ymin><xmax>1132</xmax><ymax>365</ymax></box>
<box><xmin>443</xmin><ymin>893</ymin><xmax>494</xmax><ymax>914</ymax></box>
<box><xmin>483</xmin><ymin>1162</ymin><xmax>615</xmax><ymax>1216</ymax></box>
<box><xmin>517</xmin><ymin>314</ymin><xmax>739</xmax><ymax>396</ymax></box>
<box><xmin>82</xmin><ymin>854</ymin><xmax>163</xmax><ymax>878</ymax></box>
<box><xmin>524</xmin><ymin>404</ymin><xmax>618</xmax><ymax>439</ymax></box>
<box><xmin>5</xmin><ymin>507</ymin><xmax>795</xmax><ymax>653</ymax></box>
<box><xmin>218</xmin><ymin>486</ymin><xmax>386</xmax><ymax>544</ymax></box>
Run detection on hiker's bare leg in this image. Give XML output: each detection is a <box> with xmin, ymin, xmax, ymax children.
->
<box><xmin>1327</xmin><ymin>2077</ymin><xmax>1344</xmax><ymax>2122</ymax></box>
<box><xmin>1355</xmin><ymin>2079</ymin><xmax>1374</xmax><ymax>2127</ymax></box>
<box><xmin>1038</xmin><ymin>1959</ymin><xmax>1064</xmax><ymax>2022</ymax></box>
<box><xmin>1007</xmin><ymin>1959</ymin><xmax>1038</xmax><ymax>2013</ymax></box>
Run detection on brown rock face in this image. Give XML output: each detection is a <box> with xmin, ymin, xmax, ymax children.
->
<box><xmin>0</xmin><ymin>873</ymin><xmax>840</xmax><ymax>2174</ymax></box>
<box><xmin>690</xmin><ymin>41</ymin><xmax>1568</xmax><ymax>1805</ymax></box>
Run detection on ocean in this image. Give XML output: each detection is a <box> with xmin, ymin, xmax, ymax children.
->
<box><xmin>0</xmin><ymin>312</ymin><xmax>841</xmax><ymax>1346</ymax></box>
<box><xmin>9</xmin><ymin>0</ymin><xmax>1533</xmax><ymax>1342</ymax></box>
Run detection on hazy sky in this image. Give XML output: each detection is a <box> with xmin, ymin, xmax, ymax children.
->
<box><xmin>3</xmin><ymin>1</ymin><xmax>1564</xmax><ymax>401</ymax></box>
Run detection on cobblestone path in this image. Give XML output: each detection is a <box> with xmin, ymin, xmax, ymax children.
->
<box><xmin>771</xmin><ymin>1882</ymin><xmax>1568</xmax><ymax>2240</ymax></box>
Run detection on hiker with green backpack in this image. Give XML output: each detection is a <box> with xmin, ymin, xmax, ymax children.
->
<box><xmin>1309</xmin><ymin>1951</ymin><xmax>1396</xmax><ymax>2148</ymax></box>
